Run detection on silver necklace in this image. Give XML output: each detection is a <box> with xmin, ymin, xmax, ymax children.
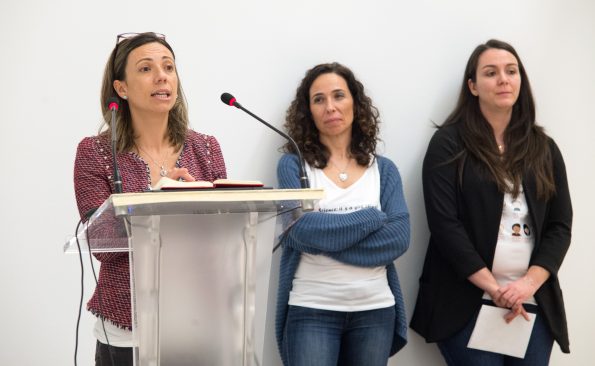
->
<box><xmin>328</xmin><ymin>158</ymin><xmax>351</xmax><ymax>182</ymax></box>
<box><xmin>136</xmin><ymin>144</ymin><xmax>170</xmax><ymax>177</ymax></box>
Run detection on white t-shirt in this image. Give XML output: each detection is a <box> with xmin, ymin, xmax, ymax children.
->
<box><xmin>483</xmin><ymin>186</ymin><xmax>536</xmax><ymax>305</ymax></box>
<box><xmin>94</xmin><ymin>318</ymin><xmax>133</xmax><ymax>347</ymax></box>
<box><xmin>288</xmin><ymin>159</ymin><xmax>395</xmax><ymax>311</ymax></box>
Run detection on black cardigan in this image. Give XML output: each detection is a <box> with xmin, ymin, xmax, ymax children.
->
<box><xmin>410</xmin><ymin>123</ymin><xmax>573</xmax><ymax>353</ymax></box>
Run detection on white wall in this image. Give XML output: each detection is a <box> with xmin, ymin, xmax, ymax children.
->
<box><xmin>1</xmin><ymin>0</ymin><xmax>593</xmax><ymax>365</ymax></box>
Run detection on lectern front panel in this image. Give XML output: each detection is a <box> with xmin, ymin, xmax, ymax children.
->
<box><xmin>130</xmin><ymin>212</ymin><xmax>277</xmax><ymax>366</ymax></box>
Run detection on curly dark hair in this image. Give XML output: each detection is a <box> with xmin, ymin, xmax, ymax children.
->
<box><xmin>283</xmin><ymin>62</ymin><xmax>380</xmax><ymax>168</ymax></box>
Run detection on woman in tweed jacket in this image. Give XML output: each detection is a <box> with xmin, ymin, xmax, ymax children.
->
<box><xmin>74</xmin><ymin>32</ymin><xmax>226</xmax><ymax>366</ymax></box>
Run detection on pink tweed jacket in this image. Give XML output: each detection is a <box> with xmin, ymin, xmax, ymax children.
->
<box><xmin>74</xmin><ymin>129</ymin><xmax>227</xmax><ymax>329</ymax></box>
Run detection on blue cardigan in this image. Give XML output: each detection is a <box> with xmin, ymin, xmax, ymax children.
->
<box><xmin>275</xmin><ymin>154</ymin><xmax>410</xmax><ymax>363</ymax></box>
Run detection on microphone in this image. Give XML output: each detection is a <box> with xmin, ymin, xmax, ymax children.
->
<box><xmin>220</xmin><ymin>93</ymin><xmax>310</xmax><ymax>189</ymax></box>
<box><xmin>107</xmin><ymin>97</ymin><xmax>123</xmax><ymax>194</ymax></box>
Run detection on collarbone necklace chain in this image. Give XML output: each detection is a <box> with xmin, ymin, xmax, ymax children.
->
<box><xmin>136</xmin><ymin>144</ymin><xmax>171</xmax><ymax>177</ymax></box>
<box><xmin>328</xmin><ymin>157</ymin><xmax>352</xmax><ymax>182</ymax></box>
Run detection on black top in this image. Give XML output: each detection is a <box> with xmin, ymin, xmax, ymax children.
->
<box><xmin>410</xmin><ymin>123</ymin><xmax>572</xmax><ymax>353</ymax></box>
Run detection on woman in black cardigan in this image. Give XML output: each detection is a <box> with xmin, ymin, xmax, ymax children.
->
<box><xmin>410</xmin><ymin>39</ymin><xmax>572</xmax><ymax>365</ymax></box>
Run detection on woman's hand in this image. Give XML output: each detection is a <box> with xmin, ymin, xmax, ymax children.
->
<box><xmin>498</xmin><ymin>266</ymin><xmax>550</xmax><ymax>323</ymax></box>
<box><xmin>467</xmin><ymin>267</ymin><xmax>530</xmax><ymax>323</ymax></box>
<box><xmin>498</xmin><ymin>265</ymin><xmax>550</xmax><ymax>309</ymax></box>
<box><xmin>488</xmin><ymin>288</ymin><xmax>507</xmax><ymax>308</ymax></box>
<box><xmin>169</xmin><ymin>167</ymin><xmax>196</xmax><ymax>182</ymax></box>
<box><xmin>483</xmin><ymin>280</ymin><xmax>530</xmax><ymax>323</ymax></box>
<box><xmin>504</xmin><ymin>303</ymin><xmax>531</xmax><ymax>323</ymax></box>
<box><xmin>497</xmin><ymin>276</ymin><xmax>538</xmax><ymax>310</ymax></box>
<box><xmin>468</xmin><ymin>267</ymin><xmax>505</xmax><ymax>306</ymax></box>
<box><xmin>497</xmin><ymin>277</ymin><xmax>536</xmax><ymax>324</ymax></box>
<box><xmin>491</xmin><ymin>280</ymin><xmax>531</xmax><ymax>323</ymax></box>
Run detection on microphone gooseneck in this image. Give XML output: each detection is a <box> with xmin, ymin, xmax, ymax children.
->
<box><xmin>107</xmin><ymin>97</ymin><xmax>123</xmax><ymax>194</ymax></box>
<box><xmin>220</xmin><ymin>93</ymin><xmax>310</xmax><ymax>189</ymax></box>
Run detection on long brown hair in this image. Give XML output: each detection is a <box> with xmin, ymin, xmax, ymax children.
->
<box><xmin>443</xmin><ymin>39</ymin><xmax>555</xmax><ymax>200</ymax></box>
<box><xmin>99</xmin><ymin>32</ymin><xmax>189</xmax><ymax>153</ymax></box>
<box><xmin>283</xmin><ymin>62</ymin><xmax>380</xmax><ymax>168</ymax></box>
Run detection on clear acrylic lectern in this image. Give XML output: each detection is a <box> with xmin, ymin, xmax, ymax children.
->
<box><xmin>65</xmin><ymin>188</ymin><xmax>323</xmax><ymax>366</ymax></box>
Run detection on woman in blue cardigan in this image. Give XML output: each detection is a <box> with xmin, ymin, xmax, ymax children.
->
<box><xmin>275</xmin><ymin>62</ymin><xmax>410</xmax><ymax>366</ymax></box>
<box><xmin>410</xmin><ymin>40</ymin><xmax>572</xmax><ymax>365</ymax></box>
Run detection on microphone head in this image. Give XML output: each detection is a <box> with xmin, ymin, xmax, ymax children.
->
<box><xmin>220</xmin><ymin>92</ymin><xmax>237</xmax><ymax>107</ymax></box>
<box><xmin>107</xmin><ymin>97</ymin><xmax>120</xmax><ymax>111</ymax></box>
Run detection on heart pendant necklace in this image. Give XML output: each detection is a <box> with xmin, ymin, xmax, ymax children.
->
<box><xmin>329</xmin><ymin>158</ymin><xmax>351</xmax><ymax>182</ymax></box>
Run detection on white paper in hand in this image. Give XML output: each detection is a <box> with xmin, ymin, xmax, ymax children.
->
<box><xmin>467</xmin><ymin>305</ymin><xmax>536</xmax><ymax>358</ymax></box>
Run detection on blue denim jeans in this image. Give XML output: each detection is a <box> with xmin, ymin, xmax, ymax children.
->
<box><xmin>283</xmin><ymin>305</ymin><xmax>395</xmax><ymax>366</ymax></box>
<box><xmin>437</xmin><ymin>303</ymin><xmax>554</xmax><ymax>366</ymax></box>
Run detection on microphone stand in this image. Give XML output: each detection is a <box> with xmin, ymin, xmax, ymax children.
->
<box><xmin>108</xmin><ymin>99</ymin><xmax>123</xmax><ymax>193</ymax></box>
<box><xmin>235</xmin><ymin>104</ymin><xmax>309</xmax><ymax>189</ymax></box>
<box><xmin>221</xmin><ymin>93</ymin><xmax>313</xmax><ymax>211</ymax></box>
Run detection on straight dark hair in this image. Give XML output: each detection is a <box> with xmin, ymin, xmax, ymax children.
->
<box><xmin>443</xmin><ymin>39</ymin><xmax>555</xmax><ymax>200</ymax></box>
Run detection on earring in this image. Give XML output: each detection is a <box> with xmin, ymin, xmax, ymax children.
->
<box><xmin>122</xmin><ymin>95</ymin><xmax>128</xmax><ymax>100</ymax></box>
